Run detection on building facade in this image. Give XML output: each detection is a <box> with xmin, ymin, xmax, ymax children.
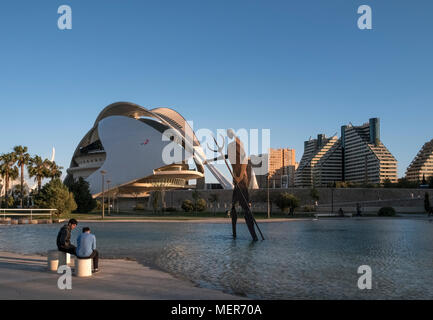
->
<box><xmin>342</xmin><ymin>118</ymin><xmax>397</xmax><ymax>184</ymax></box>
<box><xmin>295</xmin><ymin>134</ymin><xmax>342</xmax><ymax>187</ymax></box>
<box><xmin>255</xmin><ymin>148</ymin><xmax>298</xmax><ymax>188</ymax></box>
<box><xmin>66</xmin><ymin>102</ymin><xmax>234</xmax><ymax>198</ymax></box>
<box><xmin>295</xmin><ymin>118</ymin><xmax>398</xmax><ymax>187</ymax></box>
<box><xmin>405</xmin><ymin>138</ymin><xmax>433</xmax><ymax>182</ymax></box>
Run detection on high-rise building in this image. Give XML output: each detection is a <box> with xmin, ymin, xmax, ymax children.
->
<box><xmin>342</xmin><ymin>118</ymin><xmax>397</xmax><ymax>184</ymax></box>
<box><xmin>295</xmin><ymin>118</ymin><xmax>398</xmax><ymax>187</ymax></box>
<box><xmin>405</xmin><ymin>138</ymin><xmax>433</xmax><ymax>182</ymax></box>
<box><xmin>295</xmin><ymin>134</ymin><xmax>342</xmax><ymax>187</ymax></box>
<box><xmin>254</xmin><ymin>148</ymin><xmax>298</xmax><ymax>188</ymax></box>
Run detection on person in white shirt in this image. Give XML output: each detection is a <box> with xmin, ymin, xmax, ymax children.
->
<box><xmin>76</xmin><ymin>227</ymin><xmax>99</xmax><ymax>273</ymax></box>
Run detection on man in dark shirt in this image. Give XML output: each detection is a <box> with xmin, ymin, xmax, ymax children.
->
<box><xmin>56</xmin><ymin>218</ymin><xmax>78</xmax><ymax>255</ymax></box>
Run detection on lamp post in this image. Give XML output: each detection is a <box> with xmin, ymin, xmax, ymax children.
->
<box><xmin>331</xmin><ymin>181</ymin><xmax>336</xmax><ymax>213</ymax></box>
<box><xmin>107</xmin><ymin>180</ymin><xmax>111</xmax><ymax>216</ymax></box>
<box><xmin>100</xmin><ymin>170</ymin><xmax>107</xmax><ymax>220</ymax></box>
<box><xmin>267</xmin><ymin>173</ymin><xmax>270</xmax><ymax>219</ymax></box>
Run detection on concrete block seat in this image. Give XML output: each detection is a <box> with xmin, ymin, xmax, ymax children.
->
<box><xmin>47</xmin><ymin>250</ymin><xmax>59</xmax><ymax>271</ymax></box>
<box><xmin>58</xmin><ymin>251</ymin><xmax>71</xmax><ymax>266</ymax></box>
<box><xmin>75</xmin><ymin>257</ymin><xmax>93</xmax><ymax>277</ymax></box>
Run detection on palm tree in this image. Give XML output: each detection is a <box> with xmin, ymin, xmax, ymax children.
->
<box><xmin>13</xmin><ymin>146</ymin><xmax>30</xmax><ymax>207</ymax></box>
<box><xmin>46</xmin><ymin>160</ymin><xmax>63</xmax><ymax>180</ymax></box>
<box><xmin>28</xmin><ymin>155</ymin><xmax>50</xmax><ymax>192</ymax></box>
<box><xmin>0</xmin><ymin>153</ymin><xmax>19</xmax><ymax>208</ymax></box>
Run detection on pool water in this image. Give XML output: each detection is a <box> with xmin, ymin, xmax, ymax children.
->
<box><xmin>1</xmin><ymin>218</ymin><xmax>433</xmax><ymax>299</ymax></box>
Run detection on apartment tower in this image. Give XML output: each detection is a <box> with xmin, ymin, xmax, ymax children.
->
<box><xmin>405</xmin><ymin>138</ymin><xmax>433</xmax><ymax>182</ymax></box>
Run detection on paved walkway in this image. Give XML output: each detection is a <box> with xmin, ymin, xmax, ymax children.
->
<box><xmin>0</xmin><ymin>251</ymin><xmax>243</xmax><ymax>300</ymax></box>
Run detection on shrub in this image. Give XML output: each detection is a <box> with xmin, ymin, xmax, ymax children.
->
<box><xmin>34</xmin><ymin>178</ymin><xmax>77</xmax><ymax>217</ymax></box>
<box><xmin>195</xmin><ymin>198</ymin><xmax>207</xmax><ymax>212</ymax></box>
<box><xmin>165</xmin><ymin>207</ymin><xmax>177</xmax><ymax>212</ymax></box>
<box><xmin>1</xmin><ymin>197</ymin><xmax>15</xmax><ymax>208</ymax></box>
<box><xmin>134</xmin><ymin>203</ymin><xmax>145</xmax><ymax>210</ymax></box>
<box><xmin>181</xmin><ymin>200</ymin><xmax>194</xmax><ymax>212</ymax></box>
<box><xmin>301</xmin><ymin>205</ymin><xmax>316</xmax><ymax>212</ymax></box>
<box><xmin>275</xmin><ymin>192</ymin><xmax>299</xmax><ymax>214</ymax></box>
<box><xmin>378</xmin><ymin>207</ymin><xmax>396</xmax><ymax>217</ymax></box>
<box><xmin>67</xmin><ymin>177</ymin><xmax>96</xmax><ymax>213</ymax></box>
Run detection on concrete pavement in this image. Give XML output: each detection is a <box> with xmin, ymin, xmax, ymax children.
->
<box><xmin>0</xmin><ymin>251</ymin><xmax>243</xmax><ymax>300</ymax></box>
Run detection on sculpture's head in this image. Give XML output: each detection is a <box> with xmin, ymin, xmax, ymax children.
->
<box><xmin>227</xmin><ymin>128</ymin><xmax>235</xmax><ymax>139</ymax></box>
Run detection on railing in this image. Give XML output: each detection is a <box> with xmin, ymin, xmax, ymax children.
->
<box><xmin>0</xmin><ymin>209</ymin><xmax>57</xmax><ymax>221</ymax></box>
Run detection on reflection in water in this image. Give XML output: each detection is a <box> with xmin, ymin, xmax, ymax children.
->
<box><xmin>1</xmin><ymin>218</ymin><xmax>433</xmax><ymax>299</ymax></box>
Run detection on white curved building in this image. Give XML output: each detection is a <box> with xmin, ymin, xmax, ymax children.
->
<box><xmin>66</xmin><ymin>102</ymin><xmax>233</xmax><ymax>197</ymax></box>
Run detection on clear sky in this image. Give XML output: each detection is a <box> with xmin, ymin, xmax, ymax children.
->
<box><xmin>1</xmin><ymin>0</ymin><xmax>432</xmax><ymax>184</ymax></box>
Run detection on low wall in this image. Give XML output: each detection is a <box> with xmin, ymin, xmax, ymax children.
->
<box><xmin>117</xmin><ymin>188</ymin><xmax>433</xmax><ymax>213</ymax></box>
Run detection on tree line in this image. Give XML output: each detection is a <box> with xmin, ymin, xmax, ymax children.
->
<box><xmin>0</xmin><ymin>145</ymin><xmax>95</xmax><ymax>215</ymax></box>
<box><xmin>0</xmin><ymin>145</ymin><xmax>62</xmax><ymax>208</ymax></box>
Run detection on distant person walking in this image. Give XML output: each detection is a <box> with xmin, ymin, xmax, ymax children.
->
<box><xmin>77</xmin><ymin>227</ymin><xmax>99</xmax><ymax>273</ymax></box>
<box><xmin>56</xmin><ymin>219</ymin><xmax>78</xmax><ymax>255</ymax></box>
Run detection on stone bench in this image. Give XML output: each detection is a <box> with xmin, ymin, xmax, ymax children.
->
<box><xmin>47</xmin><ymin>250</ymin><xmax>71</xmax><ymax>271</ymax></box>
<box><xmin>58</xmin><ymin>251</ymin><xmax>71</xmax><ymax>266</ymax></box>
<box><xmin>75</xmin><ymin>257</ymin><xmax>92</xmax><ymax>277</ymax></box>
<box><xmin>47</xmin><ymin>250</ymin><xmax>59</xmax><ymax>271</ymax></box>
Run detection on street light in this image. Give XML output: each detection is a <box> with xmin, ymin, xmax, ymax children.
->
<box><xmin>267</xmin><ymin>172</ymin><xmax>270</xmax><ymax>219</ymax></box>
<box><xmin>107</xmin><ymin>180</ymin><xmax>111</xmax><ymax>216</ymax></box>
<box><xmin>100</xmin><ymin>170</ymin><xmax>107</xmax><ymax>220</ymax></box>
<box><xmin>331</xmin><ymin>181</ymin><xmax>336</xmax><ymax>213</ymax></box>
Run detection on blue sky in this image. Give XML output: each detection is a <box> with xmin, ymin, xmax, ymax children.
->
<box><xmin>0</xmin><ymin>0</ymin><xmax>432</xmax><ymax>183</ymax></box>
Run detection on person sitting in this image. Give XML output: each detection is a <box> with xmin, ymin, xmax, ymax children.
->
<box><xmin>56</xmin><ymin>218</ymin><xmax>78</xmax><ymax>255</ymax></box>
<box><xmin>77</xmin><ymin>227</ymin><xmax>99</xmax><ymax>273</ymax></box>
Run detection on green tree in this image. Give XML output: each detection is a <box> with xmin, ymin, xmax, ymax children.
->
<box><xmin>378</xmin><ymin>207</ymin><xmax>396</xmax><ymax>216</ymax></box>
<box><xmin>28</xmin><ymin>155</ymin><xmax>50</xmax><ymax>192</ymax></box>
<box><xmin>67</xmin><ymin>177</ymin><xmax>97</xmax><ymax>213</ymax></box>
<box><xmin>46</xmin><ymin>160</ymin><xmax>63</xmax><ymax>180</ymax></box>
<box><xmin>395</xmin><ymin>178</ymin><xmax>418</xmax><ymax>189</ymax></box>
<box><xmin>0</xmin><ymin>152</ymin><xmax>19</xmax><ymax>208</ymax></box>
<box><xmin>195</xmin><ymin>198</ymin><xmax>207</xmax><ymax>212</ymax></box>
<box><xmin>34</xmin><ymin>178</ymin><xmax>77</xmax><ymax>217</ymax></box>
<box><xmin>181</xmin><ymin>199</ymin><xmax>194</xmax><ymax>212</ymax></box>
<box><xmin>382</xmin><ymin>178</ymin><xmax>393</xmax><ymax>188</ymax></box>
<box><xmin>310</xmin><ymin>187</ymin><xmax>320</xmax><ymax>203</ymax></box>
<box><xmin>13</xmin><ymin>146</ymin><xmax>30</xmax><ymax>207</ymax></box>
<box><xmin>275</xmin><ymin>192</ymin><xmax>300</xmax><ymax>215</ymax></box>
<box><xmin>191</xmin><ymin>189</ymin><xmax>201</xmax><ymax>213</ymax></box>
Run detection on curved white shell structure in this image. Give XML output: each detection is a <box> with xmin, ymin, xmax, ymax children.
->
<box><xmin>66</xmin><ymin>102</ymin><xmax>232</xmax><ymax>197</ymax></box>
